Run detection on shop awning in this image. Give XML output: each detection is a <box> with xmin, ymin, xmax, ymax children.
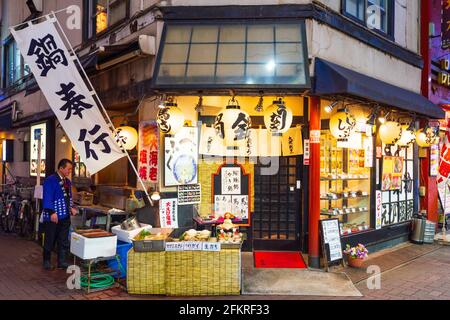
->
<box><xmin>314</xmin><ymin>58</ymin><xmax>445</xmax><ymax>119</ymax></box>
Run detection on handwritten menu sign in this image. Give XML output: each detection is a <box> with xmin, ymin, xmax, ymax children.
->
<box><xmin>320</xmin><ymin>219</ymin><xmax>343</xmax><ymax>265</ymax></box>
<box><xmin>222</xmin><ymin>167</ymin><xmax>241</xmax><ymax>194</ymax></box>
<box><xmin>165</xmin><ymin>242</ymin><xmax>221</xmax><ymax>252</ymax></box>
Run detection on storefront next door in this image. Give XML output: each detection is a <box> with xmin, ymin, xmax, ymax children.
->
<box><xmin>252</xmin><ymin>156</ymin><xmax>302</xmax><ymax>251</ymax></box>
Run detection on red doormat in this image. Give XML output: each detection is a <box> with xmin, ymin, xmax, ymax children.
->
<box><xmin>254</xmin><ymin>251</ymin><xmax>307</xmax><ymax>269</ymax></box>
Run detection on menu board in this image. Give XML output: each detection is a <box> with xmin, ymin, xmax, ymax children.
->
<box><xmin>320</xmin><ymin>219</ymin><xmax>343</xmax><ymax>265</ymax></box>
<box><xmin>178</xmin><ymin>184</ymin><xmax>201</xmax><ymax>205</ymax></box>
<box><xmin>381</xmin><ymin>156</ymin><xmax>404</xmax><ymax>191</ymax></box>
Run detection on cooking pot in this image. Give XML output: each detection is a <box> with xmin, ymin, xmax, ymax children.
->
<box><xmin>121</xmin><ymin>216</ymin><xmax>141</xmax><ymax>230</ymax></box>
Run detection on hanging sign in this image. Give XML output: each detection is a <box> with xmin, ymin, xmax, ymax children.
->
<box><xmin>282</xmin><ymin>126</ymin><xmax>303</xmax><ymax>156</ymax></box>
<box><xmin>178</xmin><ymin>184</ymin><xmax>201</xmax><ymax>205</ymax></box>
<box><xmin>443</xmin><ymin>0</ymin><xmax>450</xmax><ymax>49</ymax></box>
<box><xmin>11</xmin><ymin>17</ymin><xmax>125</xmax><ymax>174</ymax></box>
<box><xmin>138</xmin><ymin>120</ymin><xmax>159</xmax><ymax>184</ymax></box>
<box><xmin>376</xmin><ymin>190</ymin><xmax>382</xmax><ymax>230</ymax></box>
<box><xmin>159</xmin><ymin>198</ymin><xmax>179</xmax><ymax>228</ymax></box>
<box><xmin>199</xmin><ymin>125</ymin><xmax>226</xmax><ymax>156</ymax></box>
<box><xmin>364</xmin><ymin>137</ymin><xmax>374</xmax><ymax>168</ymax></box>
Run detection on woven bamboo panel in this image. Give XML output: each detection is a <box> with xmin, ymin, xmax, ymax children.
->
<box><xmin>165</xmin><ymin>249</ymin><xmax>241</xmax><ymax>296</ymax></box>
<box><xmin>127</xmin><ymin>249</ymin><xmax>166</xmax><ymax>295</ymax></box>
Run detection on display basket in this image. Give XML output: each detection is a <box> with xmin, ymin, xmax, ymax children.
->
<box><xmin>165</xmin><ymin>248</ymin><xmax>241</xmax><ymax>296</ymax></box>
<box><xmin>131</xmin><ymin>228</ymin><xmax>173</xmax><ymax>252</ymax></box>
<box><xmin>126</xmin><ymin>249</ymin><xmax>166</xmax><ymax>295</ymax></box>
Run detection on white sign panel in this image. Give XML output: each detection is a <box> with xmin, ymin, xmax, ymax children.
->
<box><xmin>165</xmin><ymin>242</ymin><xmax>184</xmax><ymax>252</ymax></box>
<box><xmin>321</xmin><ymin>219</ymin><xmax>343</xmax><ymax>262</ymax></box>
<box><xmin>159</xmin><ymin>198</ymin><xmax>179</xmax><ymax>228</ymax></box>
<box><xmin>11</xmin><ymin>17</ymin><xmax>125</xmax><ymax>175</ymax></box>
<box><xmin>222</xmin><ymin>167</ymin><xmax>241</xmax><ymax>195</ymax></box>
<box><xmin>364</xmin><ymin>137</ymin><xmax>374</xmax><ymax>168</ymax></box>
<box><xmin>376</xmin><ymin>190</ymin><xmax>382</xmax><ymax>230</ymax></box>
<box><xmin>30</xmin><ymin>123</ymin><xmax>46</xmax><ymax>177</ymax></box>
<box><xmin>202</xmin><ymin>242</ymin><xmax>221</xmax><ymax>252</ymax></box>
<box><xmin>183</xmin><ymin>241</ymin><xmax>203</xmax><ymax>251</ymax></box>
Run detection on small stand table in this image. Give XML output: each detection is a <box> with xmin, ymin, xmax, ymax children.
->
<box><xmin>73</xmin><ymin>254</ymin><xmax>124</xmax><ymax>294</ymax></box>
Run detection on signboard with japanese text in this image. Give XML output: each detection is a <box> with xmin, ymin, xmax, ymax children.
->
<box><xmin>376</xmin><ymin>190</ymin><xmax>382</xmax><ymax>230</ymax></box>
<box><xmin>11</xmin><ymin>17</ymin><xmax>125</xmax><ymax>175</ymax></box>
<box><xmin>320</xmin><ymin>219</ymin><xmax>343</xmax><ymax>264</ymax></box>
<box><xmin>138</xmin><ymin>121</ymin><xmax>159</xmax><ymax>184</ymax></box>
<box><xmin>165</xmin><ymin>241</ymin><xmax>221</xmax><ymax>252</ymax></box>
<box><xmin>222</xmin><ymin>167</ymin><xmax>241</xmax><ymax>195</ymax></box>
<box><xmin>30</xmin><ymin>122</ymin><xmax>46</xmax><ymax>177</ymax></box>
<box><xmin>164</xmin><ymin>127</ymin><xmax>199</xmax><ymax>187</ymax></box>
<box><xmin>304</xmin><ymin>139</ymin><xmax>310</xmax><ymax>165</ymax></box>
<box><xmin>282</xmin><ymin>126</ymin><xmax>303</xmax><ymax>156</ymax></box>
<box><xmin>430</xmin><ymin>144</ymin><xmax>440</xmax><ymax>177</ymax></box>
<box><xmin>159</xmin><ymin>198</ymin><xmax>179</xmax><ymax>228</ymax></box>
<box><xmin>443</xmin><ymin>0</ymin><xmax>450</xmax><ymax>49</ymax></box>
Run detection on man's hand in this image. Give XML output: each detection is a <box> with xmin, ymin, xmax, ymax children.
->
<box><xmin>71</xmin><ymin>207</ymin><xmax>78</xmax><ymax>216</ymax></box>
<box><xmin>50</xmin><ymin>213</ymin><xmax>58</xmax><ymax>224</ymax></box>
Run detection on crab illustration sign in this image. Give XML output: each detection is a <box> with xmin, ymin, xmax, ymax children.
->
<box><xmin>10</xmin><ymin>16</ymin><xmax>125</xmax><ymax>174</ymax></box>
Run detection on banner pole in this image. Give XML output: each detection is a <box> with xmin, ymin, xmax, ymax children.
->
<box><xmin>51</xmin><ymin>12</ymin><xmax>154</xmax><ymax>206</ymax></box>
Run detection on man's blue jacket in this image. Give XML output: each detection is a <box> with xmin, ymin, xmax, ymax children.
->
<box><xmin>42</xmin><ymin>173</ymin><xmax>72</xmax><ymax>222</ymax></box>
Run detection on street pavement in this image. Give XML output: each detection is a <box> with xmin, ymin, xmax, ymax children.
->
<box><xmin>1</xmin><ymin>231</ymin><xmax>450</xmax><ymax>300</ymax></box>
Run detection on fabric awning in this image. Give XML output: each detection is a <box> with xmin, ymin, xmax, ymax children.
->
<box><xmin>314</xmin><ymin>58</ymin><xmax>445</xmax><ymax>119</ymax></box>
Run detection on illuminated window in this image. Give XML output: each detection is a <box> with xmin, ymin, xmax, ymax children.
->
<box><xmin>85</xmin><ymin>0</ymin><xmax>128</xmax><ymax>39</ymax></box>
<box><xmin>3</xmin><ymin>39</ymin><xmax>30</xmax><ymax>88</ymax></box>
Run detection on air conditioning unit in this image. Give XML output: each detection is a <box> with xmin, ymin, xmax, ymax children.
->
<box><xmin>139</xmin><ymin>35</ymin><xmax>156</xmax><ymax>56</ymax></box>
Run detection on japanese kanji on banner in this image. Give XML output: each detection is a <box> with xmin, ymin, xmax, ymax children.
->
<box><xmin>281</xmin><ymin>126</ymin><xmax>303</xmax><ymax>156</ymax></box>
<box><xmin>138</xmin><ymin>120</ymin><xmax>159</xmax><ymax>184</ymax></box>
<box><xmin>11</xmin><ymin>16</ymin><xmax>125</xmax><ymax>174</ymax></box>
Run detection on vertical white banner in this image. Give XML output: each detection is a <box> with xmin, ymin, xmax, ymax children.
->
<box><xmin>11</xmin><ymin>17</ymin><xmax>125</xmax><ymax>174</ymax></box>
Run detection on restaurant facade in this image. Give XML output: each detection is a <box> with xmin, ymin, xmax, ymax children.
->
<box><xmin>0</xmin><ymin>0</ymin><xmax>444</xmax><ymax>269</ymax></box>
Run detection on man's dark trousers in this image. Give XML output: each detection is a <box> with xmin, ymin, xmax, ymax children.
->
<box><xmin>43</xmin><ymin>218</ymin><xmax>71</xmax><ymax>266</ymax></box>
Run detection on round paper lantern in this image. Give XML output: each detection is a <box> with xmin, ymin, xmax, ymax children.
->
<box><xmin>156</xmin><ymin>102</ymin><xmax>185</xmax><ymax>134</ymax></box>
<box><xmin>416</xmin><ymin>127</ymin><xmax>439</xmax><ymax>147</ymax></box>
<box><xmin>263</xmin><ymin>99</ymin><xmax>293</xmax><ymax>134</ymax></box>
<box><xmin>397</xmin><ymin>125</ymin><xmax>416</xmax><ymax>147</ymax></box>
<box><xmin>379</xmin><ymin>121</ymin><xmax>402</xmax><ymax>145</ymax></box>
<box><xmin>214</xmin><ymin>101</ymin><xmax>251</xmax><ymax>147</ymax></box>
<box><xmin>115</xmin><ymin>126</ymin><xmax>138</xmax><ymax>150</ymax></box>
<box><xmin>329</xmin><ymin>109</ymin><xmax>356</xmax><ymax>141</ymax></box>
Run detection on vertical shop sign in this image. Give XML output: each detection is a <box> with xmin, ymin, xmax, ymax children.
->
<box><xmin>222</xmin><ymin>167</ymin><xmax>241</xmax><ymax>195</ymax></box>
<box><xmin>281</xmin><ymin>126</ymin><xmax>303</xmax><ymax>156</ymax></box>
<box><xmin>364</xmin><ymin>137</ymin><xmax>374</xmax><ymax>168</ymax></box>
<box><xmin>376</xmin><ymin>190</ymin><xmax>382</xmax><ymax>230</ymax></box>
<box><xmin>304</xmin><ymin>139</ymin><xmax>310</xmax><ymax>165</ymax></box>
<box><xmin>159</xmin><ymin>198</ymin><xmax>179</xmax><ymax>228</ymax></box>
<box><xmin>310</xmin><ymin>130</ymin><xmax>321</xmax><ymax>144</ymax></box>
<box><xmin>443</xmin><ymin>0</ymin><xmax>450</xmax><ymax>49</ymax></box>
<box><xmin>138</xmin><ymin>121</ymin><xmax>159</xmax><ymax>184</ymax></box>
<box><xmin>430</xmin><ymin>144</ymin><xmax>440</xmax><ymax>177</ymax></box>
<box><xmin>30</xmin><ymin>123</ymin><xmax>46</xmax><ymax>177</ymax></box>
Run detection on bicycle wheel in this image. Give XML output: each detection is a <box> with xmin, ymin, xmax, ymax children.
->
<box><xmin>6</xmin><ymin>204</ymin><xmax>17</xmax><ymax>233</ymax></box>
<box><xmin>20</xmin><ymin>205</ymin><xmax>34</xmax><ymax>239</ymax></box>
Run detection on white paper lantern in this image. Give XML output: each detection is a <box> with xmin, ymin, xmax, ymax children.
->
<box><xmin>263</xmin><ymin>99</ymin><xmax>293</xmax><ymax>134</ymax></box>
<box><xmin>214</xmin><ymin>101</ymin><xmax>251</xmax><ymax>147</ymax></box>
<box><xmin>156</xmin><ymin>102</ymin><xmax>185</xmax><ymax>134</ymax></box>
<box><xmin>329</xmin><ymin>109</ymin><xmax>356</xmax><ymax>141</ymax></box>
<box><xmin>115</xmin><ymin>126</ymin><xmax>138</xmax><ymax>150</ymax></box>
<box><xmin>379</xmin><ymin>121</ymin><xmax>402</xmax><ymax>145</ymax></box>
<box><xmin>416</xmin><ymin>127</ymin><xmax>439</xmax><ymax>147</ymax></box>
<box><xmin>397</xmin><ymin>125</ymin><xmax>416</xmax><ymax>147</ymax></box>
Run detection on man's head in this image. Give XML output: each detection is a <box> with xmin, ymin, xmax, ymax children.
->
<box><xmin>57</xmin><ymin>159</ymin><xmax>73</xmax><ymax>178</ymax></box>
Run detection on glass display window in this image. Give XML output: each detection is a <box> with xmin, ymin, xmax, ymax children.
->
<box><xmin>320</xmin><ymin>131</ymin><xmax>372</xmax><ymax>235</ymax></box>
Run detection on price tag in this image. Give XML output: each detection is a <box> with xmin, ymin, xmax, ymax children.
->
<box><xmin>183</xmin><ymin>241</ymin><xmax>203</xmax><ymax>251</ymax></box>
<box><xmin>165</xmin><ymin>242</ymin><xmax>184</xmax><ymax>251</ymax></box>
<box><xmin>202</xmin><ymin>242</ymin><xmax>221</xmax><ymax>252</ymax></box>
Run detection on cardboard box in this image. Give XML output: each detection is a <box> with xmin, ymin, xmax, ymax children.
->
<box><xmin>70</xmin><ymin>232</ymin><xmax>117</xmax><ymax>260</ymax></box>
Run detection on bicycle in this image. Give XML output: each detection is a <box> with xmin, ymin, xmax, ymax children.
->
<box><xmin>17</xmin><ymin>188</ymin><xmax>35</xmax><ymax>239</ymax></box>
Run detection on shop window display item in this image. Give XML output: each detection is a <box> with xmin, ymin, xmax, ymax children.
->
<box><xmin>320</xmin><ymin>131</ymin><xmax>372</xmax><ymax>236</ymax></box>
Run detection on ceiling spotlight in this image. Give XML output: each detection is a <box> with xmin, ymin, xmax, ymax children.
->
<box><xmin>325</xmin><ymin>101</ymin><xmax>339</xmax><ymax>113</ymax></box>
<box><xmin>60</xmin><ymin>134</ymin><xmax>67</xmax><ymax>143</ymax></box>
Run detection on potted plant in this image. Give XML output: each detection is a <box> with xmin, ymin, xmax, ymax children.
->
<box><xmin>344</xmin><ymin>244</ymin><xmax>369</xmax><ymax>268</ymax></box>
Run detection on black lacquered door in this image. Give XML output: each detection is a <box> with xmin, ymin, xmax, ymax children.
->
<box><xmin>252</xmin><ymin>156</ymin><xmax>302</xmax><ymax>251</ymax></box>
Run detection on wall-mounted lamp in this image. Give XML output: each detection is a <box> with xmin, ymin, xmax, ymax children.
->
<box><xmin>325</xmin><ymin>101</ymin><xmax>339</xmax><ymax>113</ymax></box>
<box><xmin>60</xmin><ymin>134</ymin><xmax>67</xmax><ymax>143</ymax></box>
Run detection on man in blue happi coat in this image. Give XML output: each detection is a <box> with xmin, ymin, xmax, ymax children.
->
<box><xmin>42</xmin><ymin>159</ymin><xmax>78</xmax><ymax>270</ymax></box>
